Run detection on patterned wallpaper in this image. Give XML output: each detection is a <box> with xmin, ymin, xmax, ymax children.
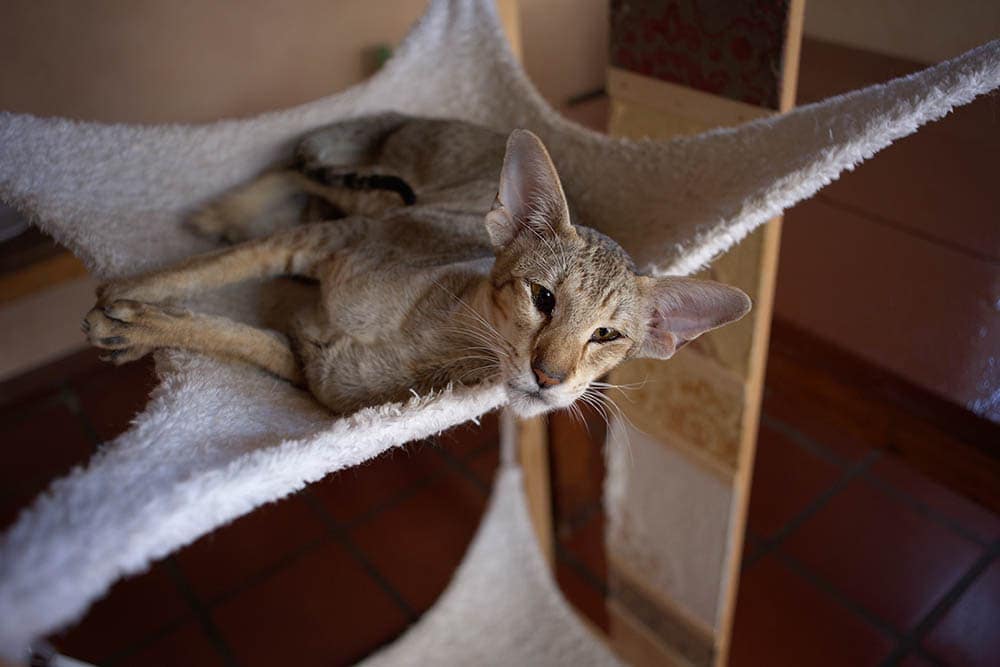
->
<box><xmin>610</xmin><ymin>0</ymin><xmax>791</xmax><ymax>109</ymax></box>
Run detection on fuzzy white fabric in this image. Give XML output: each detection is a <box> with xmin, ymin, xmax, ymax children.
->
<box><xmin>0</xmin><ymin>0</ymin><xmax>998</xmax><ymax>661</ymax></box>
<box><xmin>361</xmin><ymin>464</ymin><xmax>622</xmax><ymax>667</ymax></box>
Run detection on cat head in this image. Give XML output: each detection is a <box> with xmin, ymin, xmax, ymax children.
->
<box><xmin>485</xmin><ymin>129</ymin><xmax>751</xmax><ymax>416</ymax></box>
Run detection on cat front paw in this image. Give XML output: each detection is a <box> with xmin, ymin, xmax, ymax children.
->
<box><xmin>95</xmin><ymin>281</ymin><xmax>144</xmax><ymax>306</ymax></box>
<box><xmin>82</xmin><ymin>300</ymin><xmax>179</xmax><ymax>364</ymax></box>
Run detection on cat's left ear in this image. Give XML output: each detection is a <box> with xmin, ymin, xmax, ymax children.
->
<box><xmin>486</xmin><ymin>129</ymin><xmax>574</xmax><ymax>249</ymax></box>
<box><xmin>635</xmin><ymin>276</ymin><xmax>751</xmax><ymax>360</ymax></box>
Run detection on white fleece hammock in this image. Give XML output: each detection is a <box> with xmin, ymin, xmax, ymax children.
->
<box><xmin>0</xmin><ymin>0</ymin><xmax>998</xmax><ymax>661</ymax></box>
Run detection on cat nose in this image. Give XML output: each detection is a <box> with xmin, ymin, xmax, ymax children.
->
<box><xmin>531</xmin><ymin>362</ymin><xmax>565</xmax><ymax>388</ymax></box>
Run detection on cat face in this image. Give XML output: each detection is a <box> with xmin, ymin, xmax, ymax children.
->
<box><xmin>485</xmin><ymin>130</ymin><xmax>751</xmax><ymax>416</ymax></box>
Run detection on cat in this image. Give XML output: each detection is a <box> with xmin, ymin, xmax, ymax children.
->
<box><xmin>83</xmin><ymin>113</ymin><xmax>751</xmax><ymax>417</ymax></box>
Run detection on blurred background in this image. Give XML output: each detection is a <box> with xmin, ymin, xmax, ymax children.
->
<box><xmin>0</xmin><ymin>1</ymin><xmax>997</xmax><ymax>666</ymax></box>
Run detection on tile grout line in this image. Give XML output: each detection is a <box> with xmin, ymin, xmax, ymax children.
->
<box><xmin>859</xmin><ymin>471</ymin><xmax>991</xmax><ymax>547</ymax></box>
<box><xmin>743</xmin><ymin>448</ymin><xmax>881</xmax><ymax>569</ymax></box>
<box><xmin>764</xmin><ymin>410</ymin><xmax>992</xmax><ymax>548</ymax></box>
<box><xmin>301</xmin><ymin>490</ymin><xmax>419</xmax><ymax>622</ymax></box>
<box><xmin>161</xmin><ymin>556</ymin><xmax>242</xmax><ymax>667</ymax></box>
<box><xmin>432</xmin><ymin>441</ymin><xmax>493</xmax><ymax>498</ymax></box>
<box><xmin>773</xmin><ymin>549</ymin><xmax>904</xmax><ymax>644</ymax></box>
<box><xmin>759</xmin><ymin>412</ymin><xmax>852</xmax><ymax>468</ymax></box>
<box><xmin>101</xmin><ymin>613</ymin><xmax>198</xmax><ymax>666</ymax></box>
<box><xmin>878</xmin><ymin>540</ymin><xmax>1000</xmax><ymax>667</ymax></box>
<box><xmin>338</xmin><ymin>461</ymin><xmax>450</xmax><ymax>532</ymax></box>
<box><xmin>203</xmin><ymin>533</ymin><xmax>333</xmax><ymax>608</ymax></box>
<box><xmin>556</xmin><ymin>543</ymin><xmax>608</xmax><ymax>596</ymax></box>
<box><xmin>57</xmin><ymin>385</ymin><xmax>102</xmax><ymax>450</ymax></box>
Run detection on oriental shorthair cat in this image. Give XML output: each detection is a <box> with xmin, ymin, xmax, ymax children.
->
<box><xmin>84</xmin><ymin>114</ymin><xmax>750</xmax><ymax>416</ymax></box>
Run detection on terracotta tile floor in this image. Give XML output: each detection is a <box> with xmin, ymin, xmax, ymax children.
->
<box><xmin>2</xmin><ymin>322</ymin><xmax>997</xmax><ymax>667</ymax></box>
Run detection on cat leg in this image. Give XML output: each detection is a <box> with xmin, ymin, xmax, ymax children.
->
<box><xmin>99</xmin><ymin>221</ymin><xmax>363</xmax><ymax>304</ymax></box>
<box><xmin>84</xmin><ymin>300</ymin><xmax>303</xmax><ymax>384</ymax></box>
<box><xmin>189</xmin><ymin>170</ymin><xmax>317</xmax><ymax>243</ymax></box>
<box><xmin>189</xmin><ymin>167</ymin><xmax>412</xmax><ymax>241</ymax></box>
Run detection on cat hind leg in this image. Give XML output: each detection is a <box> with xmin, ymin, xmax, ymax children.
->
<box><xmin>188</xmin><ymin>170</ymin><xmax>312</xmax><ymax>243</ymax></box>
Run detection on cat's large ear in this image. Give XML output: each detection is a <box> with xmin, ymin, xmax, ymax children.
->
<box><xmin>485</xmin><ymin>129</ymin><xmax>573</xmax><ymax>249</ymax></box>
<box><xmin>636</xmin><ymin>276</ymin><xmax>752</xmax><ymax>360</ymax></box>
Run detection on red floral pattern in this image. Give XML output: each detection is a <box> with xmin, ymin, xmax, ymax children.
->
<box><xmin>610</xmin><ymin>0</ymin><xmax>790</xmax><ymax>109</ymax></box>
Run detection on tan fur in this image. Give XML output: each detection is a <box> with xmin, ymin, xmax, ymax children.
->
<box><xmin>85</xmin><ymin>114</ymin><xmax>751</xmax><ymax>416</ymax></box>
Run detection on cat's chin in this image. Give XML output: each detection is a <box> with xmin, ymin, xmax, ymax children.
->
<box><xmin>506</xmin><ymin>384</ymin><xmax>577</xmax><ymax>417</ymax></box>
<box><xmin>506</xmin><ymin>386</ymin><xmax>553</xmax><ymax>417</ymax></box>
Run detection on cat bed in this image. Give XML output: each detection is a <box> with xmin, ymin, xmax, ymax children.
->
<box><xmin>0</xmin><ymin>0</ymin><xmax>998</xmax><ymax>662</ymax></box>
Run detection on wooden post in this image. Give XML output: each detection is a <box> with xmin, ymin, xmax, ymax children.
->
<box><xmin>604</xmin><ymin>2</ymin><xmax>805</xmax><ymax>665</ymax></box>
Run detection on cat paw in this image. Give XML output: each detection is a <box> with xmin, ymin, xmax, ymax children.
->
<box><xmin>187</xmin><ymin>203</ymin><xmax>251</xmax><ymax>244</ymax></box>
<box><xmin>82</xmin><ymin>300</ymin><xmax>175</xmax><ymax>364</ymax></box>
<box><xmin>95</xmin><ymin>280</ymin><xmax>145</xmax><ymax>306</ymax></box>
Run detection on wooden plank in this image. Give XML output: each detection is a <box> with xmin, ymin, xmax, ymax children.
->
<box><xmin>605</xmin><ymin>2</ymin><xmax>805</xmax><ymax>665</ymax></box>
<box><xmin>714</xmin><ymin>3</ymin><xmax>804</xmax><ymax>662</ymax></box>
<box><xmin>608</xmin><ymin>67</ymin><xmax>770</xmax><ymax>130</ymax></box>
<box><xmin>517</xmin><ymin>414</ymin><xmax>555</xmax><ymax>565</ymax></box>
<box><xmin>0</xmin><ymin>251</ymin><xmax>88</xmax><ymax>305</ymax></box>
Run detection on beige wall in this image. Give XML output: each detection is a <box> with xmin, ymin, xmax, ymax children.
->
<box><xmin>0</xmin><ymin>0</ymin><xmax>428</xmax><ymax>123</ymax></box>
<box><xmin>0</xmin><ymin>0</ymin><xmax>608</xmax><ymax>124</ymax></box>
<box><xmin>805</xmin><ymin>0</ymin><xmax>1000</xmax><ymax>63</ymax></box>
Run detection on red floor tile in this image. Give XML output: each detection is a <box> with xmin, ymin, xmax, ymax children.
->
<box><xmin>747</xmin><ymin>422</ymin><xmax>844</xmax><ymax>538</ymax></box>
<box><xmin>783</xmin><ymin>477</ymin><xmax>982</xmax><ymax>631</ymax></box>
<box><xmin>437</xmin><ymin>410</ymin><xmax>500</xmax><ymax>460</ymax></box>
<box><xmin>0</xmin><ymin>348</ymin><xmax>103</xmax><ymax>407</ymax></box>
<box><xmin>175</xmin><ymin>492</ymin><xmax>329</xmax><ymax>603</ymax></box>
<box><xmin>556</xmin><ymin>560</ymin><xmax>609</xmax><ymax>633</ymax></box>
<box><xmin>463</xmin><ymin>440</ymin><xmax>500</xmax><ymax>488</ymax></box>
<box><xmin>550</xmin><ymin>404</ymin><xmax>607</xmax><ymax>526</ymax></box>
<box><xmin>212</xmin><ymin>540</ymin><xmax>409</xmax><ymax>667</ymax></box>
<box><xmin>0</xmin><ymin>399</ymin><xmax>93</xmax><ymax>493</ymax></box>
<box><xmin>923</xmin><ymin>557</ymin><xmax>1000</xmax><ymax>667</ymax></box>
<box><xmin>349</xmin><ymin>468</ymin><xmax>486</xmax><ymax>613</ymax></box>
<box><xmin>762</xmin><ymin>358</ymin><xmax>890</xmax><ymax>461</ymax></box>
<box><xmin>53</xmin><ymin>562</ymin><xmax>190</xmax><ymax>664</ymax></box>
<box><xmin>310</xmin><ymin>439</ymin><xmax>445</xmax><ymax>525</ymax></box>
<box><xmin>871</xmin><ymin>453</ymin><xmax>1000</xmax><ymax>544</ymax></box>
<box><xmin>561</xmin><ymin>510</ymin><xmax>606</xmax><ymax>582</ymax></box>
<box><xmin>730</xmin><ymin>555</ymin><xmax>893</xmax><ymax>667</ymax></box>
<box><xmin>116</xmin><ymin>621</ymin><xmax>226</xmax><ymax>667</ymax></box>
<box><xmin>72</xmin><ymin>357</ymin><xmax>157</xmax><ymax>442</ymax></box>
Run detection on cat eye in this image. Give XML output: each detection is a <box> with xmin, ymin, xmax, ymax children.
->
<box><xmin>530</xmin><ymin>283</ymin><xmax>555</xmax><ymax>315</ymax></box>
<box><xmin>590</xmin><ymin>327</ymin><xmax>621</xmax><ymax>343</ymax></box>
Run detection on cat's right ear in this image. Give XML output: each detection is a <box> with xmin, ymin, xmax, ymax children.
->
<box><xmin>485</xmin><ymin>129</ymin><xmax>573</xmax><ymax>249</ymax></box>
<box><xmin>635</xmin><ymin>276</ymin><xmax>752</xmax><ymax>360</ymax></box>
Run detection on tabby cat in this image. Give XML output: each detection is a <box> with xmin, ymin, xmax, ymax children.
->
<box><xmin>84</xmin><ymin>114</ymin><xmax>750</xmax><ymax>416</ymax></box>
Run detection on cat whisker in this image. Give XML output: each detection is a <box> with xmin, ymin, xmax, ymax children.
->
<box><xmin>584</xmin><ymin>387</ymin><xmax>636</xmax><ymax>467</ymax></box>
<box><xmin>590</xmin><ymin>378</ymin><xmax>647</xmax><ymax>392</ymax></box>
<box><xmin>440</xmin><ymin>325</ymin><xmax>513</xmax><ymax>362</ymax></box>
<box><xmin>432</xmin><ymin>279</ymin><xmax>517</xmax><ymax>360</ymax></box>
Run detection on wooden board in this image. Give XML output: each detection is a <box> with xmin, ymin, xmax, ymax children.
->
<box><xmin>605</xmin><ymin>1</ymin><xmax>804</xmax><ymax>665</ymax></box>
